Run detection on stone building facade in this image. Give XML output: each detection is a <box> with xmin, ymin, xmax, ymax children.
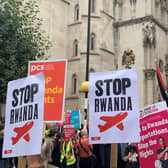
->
<box><xmin>1</xmin><ymin>0</ymin><xmax>167</xmax><ymax>121</ymax></box>
<box><xmin>114</xmin><ymin>0</ymin><xmax>168</xmax><ymax>108</ymax></box>
<box><xmin>38</xmin><ymin>0</ymin><xmax>115</xmax><ymax>121</ymax></box>
<box><xmin>36</xmin><ymin>0</ymin><xmax>168</xmax><ymax>122</ymax></box>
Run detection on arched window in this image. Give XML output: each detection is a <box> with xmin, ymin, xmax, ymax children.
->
<box><xmin>72</xmin><ymin>74</ymin><xmax>77</xmax><ymax>95</ymax></box>
<box><xmin>73</xmin><ymin>40</ymin><xmax>78</xmax><ymax>57</ymax></box>
<box><xmin>91</xmin><ymin>0</ymin><xmax>95</xmax><ymax>13</ymax></box>
<box><xmin>90</xmin><ymin>33</ymin><xmax>96</xmax><ymax>50</ymax></box>
<box><xmin>74</xmin><ymin>4</ymin><xmax>79</xmax><ymax>21</ymax></box>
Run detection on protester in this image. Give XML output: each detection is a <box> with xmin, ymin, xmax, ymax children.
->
<box><xmin>77</xmin><ymin>129</ymin><xmax>93</xmax><ymax>168</ymax></box>
<box><xmin>71</xmin><ymin>135</ymin><xmax>78</xmax><ymax>168</ymax></box>
<box><xmin>9</xmin><ymin>157</ymin><xmax>18</xmax><ymax>168</ymax></box>
<box><xmin>27</xmin><ymin>138</ymin><xmax>54</xmax><ymax>168</ymax></box>
<box><xmin>0</xmin><ymin>129</ymin><xmax>5</xmax><ymax>167</ymax></box>
<box><xmin>60</xmin><ymin>138</ymin><xmax>76</xmax><ymax>168</ymax></box>
<box><xmin>157</xmin><ymin>136</ymin><xmax>168</xmax><ymax>168</ymax></box>
<box><xmin>48</xmin><ymin>129</ymin><xmax>61</xmax><ymax>168</ymax></box>
<box><xmin>123</xmin><ymin>144</ymin><xmax>139</xmax><ymax>168</ymax></box>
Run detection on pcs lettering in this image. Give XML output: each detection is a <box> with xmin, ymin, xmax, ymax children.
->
<box><xmin>95</xmin><ymin>78</ymin><xmax>132</xmax><ymax>112</ymax></box>
<box><xmin>10</xmin><ymin>84</ymin><xmax>39</xmax><ymax>124</ymax></box>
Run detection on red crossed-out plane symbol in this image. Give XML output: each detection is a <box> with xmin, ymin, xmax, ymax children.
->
<box><xmin>11</xmin><ymin>121</ymin><xmax>34</xmax><ymax>145</ymax></box>
<box><xmin>98</xmin><ymin>112</ymin><xmax>128</xmax><ymax>133</ymax></box>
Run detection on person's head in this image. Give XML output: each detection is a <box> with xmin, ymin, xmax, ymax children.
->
<box><xmin>159</xmin><ymin>136</ymin><xmax>165</xmax><ymax>147</ymax></box>
<box><xmin>80</xmin><ymin>129</ymin><xmax>88</xmax><ymax>138</ymax></box>
<box><xmin>81</xmin><ymin>124</ymin><xmax>84</xmax><ymax>130</ymax></box>
<box><xmin>48</xmin><ymin>129</ymin><xmax>57</xmax><ymax>139</ymax></box>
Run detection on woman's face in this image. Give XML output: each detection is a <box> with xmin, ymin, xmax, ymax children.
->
<box><xmin>159</xmin><ymin>138</ymin><xmax>165</xmax><ymax>147</ymax></box>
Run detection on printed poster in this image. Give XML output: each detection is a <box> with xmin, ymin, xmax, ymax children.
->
<box><xmin>71</xmin><ymin>110</ymin><xmax>80</xmax><ymax>129</ymax></box>
<box><xmin>89</xmin><ymin>69</ymin><xmax>140</xmax><ymax>144</ymax></box>
<box><xmin>135</xmin><ymin>101</ymin><xmax>168</xmax><ymax>168</ymax></box>
<box><xmin>3</xmin><ymin>73</ymin><xmax>45</xmax><ymax>158</ymax></box>
<box><xmin>63</xmin><ymin>125</ymin><xmax>75</xmax><ymax>141</ymax></box>
<box><xmin>28</xmin><ymin>60</ymin><xmax>67</xmax><ymax>122</ymax></box>
<box><xmin>64</xmin><ymin>111</ymin><xmax>71</xmax><ymax>125</ymax></box>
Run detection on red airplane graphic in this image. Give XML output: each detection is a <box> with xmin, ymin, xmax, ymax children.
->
<box><xmin>11</xmin><ymin>121</ymin><xmax>34</xmax><ymax>145</ymax></box>
<box><xmin>98</xmin><ymin>112</ymin><xmax>128</xmax><ymax>133</ymax></box>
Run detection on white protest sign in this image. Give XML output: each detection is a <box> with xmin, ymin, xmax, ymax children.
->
<box><xmin>3</xmin><ymin>73</ymin><xmax>45</xmax><ymax>158</ymax></box>
<box><xmin>89</xmin><ymin>69</ymin><xmax>140</xmax><ymax>144</ymax></box>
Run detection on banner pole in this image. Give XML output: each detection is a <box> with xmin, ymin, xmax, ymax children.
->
<box><xmin>17</xmin><ymin>157</ymin><xmax>26</xmax><ymax>168</ymax></box>
<box><xmin>110</xmin><ymin>144</ymin><xmax>118</xmax><ymax>168</ymax></box>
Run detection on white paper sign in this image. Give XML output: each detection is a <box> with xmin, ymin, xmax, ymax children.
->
<box><xmin>89</xmin><ymin>69</ymin><xmax>140</xmax><ymax>144</ymax></box>
<box><xmin>3</xmin><ymin>73</ymin><xmax>45</xmax><ymax>158</ymax></box>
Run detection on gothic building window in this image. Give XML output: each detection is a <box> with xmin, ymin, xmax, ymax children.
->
<box><xmin>72</xmin><ymin>74</ymin><xmax>77</xmax><ymax>95</ymax></box>
<box><xmin>90</xmin><ymin>33</ymin><xmax>96</xmax><ymax>50</ymax></box>
<box><xmin>73</xmin><ymin>40</ymin><xmax>78</xmax><ymax>57</ymax></box>
<box><xmin>74</xmin><ymin>4</ymin><xmax>79</xmax><ymax>21</ymax></box>
<box><xmin>91</xmin><ymin>0</ymin><xmax>95</xmax><ymax>13</ymax></box>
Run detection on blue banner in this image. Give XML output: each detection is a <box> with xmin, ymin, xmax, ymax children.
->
<box><xmin>71</xmin><ymin>110</ymin><xmax>80</xmax><ymax>129</ymax></box>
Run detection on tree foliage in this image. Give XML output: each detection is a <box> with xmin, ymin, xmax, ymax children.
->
<box><xmin>0</xmin><ymin>0</ymin><xmax>50</xmax><ymax>102</ymax></box>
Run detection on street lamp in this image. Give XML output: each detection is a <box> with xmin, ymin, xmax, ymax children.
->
<box><xmin>81</xmin><ymin>0</ymin><xmax>91</xmax><ymax>121</ymax></box>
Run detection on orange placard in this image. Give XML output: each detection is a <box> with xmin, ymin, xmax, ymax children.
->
<box><xmin>28</xmin><ymin>60</ymin><xmax>67</xmax><ymax>122</ymax></box>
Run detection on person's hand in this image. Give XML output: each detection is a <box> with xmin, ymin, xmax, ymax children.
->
<box><xmin>128</xmin><ymin>152</ymin><xmax>132</xmax><ymax>158</ymax></box>
<box><xmin>62</xmin><ymin>152</ymin><xmax>66</xmax><ymax>156</ymax></box>
<box><xmin>66</xmin><ymin>155</ymin><xmax>71</xmax><ymax>159</ymax></box>
<box><xmin>165</xmin><ymin>147</ymin><xmax>168</xmax><ymax>152</ymax></box>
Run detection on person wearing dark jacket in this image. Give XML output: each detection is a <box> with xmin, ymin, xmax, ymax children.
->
<box><xmin>0</xmin><ymin>129</ymin><xmax>4</xmax><ymax>167</ymax></box>
<box><xmin>48</xmin><ymin>129</ymin><xmax>61</xmax><ymax>168</ymax></box>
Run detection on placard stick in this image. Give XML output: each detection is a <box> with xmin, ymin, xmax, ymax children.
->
<box><xmin>110</xmin><ymin>144</ymin><xmax>118</xmax><ymax>168</ymax></box>
<box><xmin>17</xmin><ymin>156</ymin><xmax>26</xmax><ymax>168</ymax></box>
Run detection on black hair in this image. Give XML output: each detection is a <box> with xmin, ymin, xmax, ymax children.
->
<box><xmin>159</xmin><ymin>136</ymin><xmax>165</xmax><ymax>141</ymax></box>
<box><xmin>48</xmin><ymin>129</ymin><xmax>57</xmax><ymax>138</ymax></box>
<box><xmin>56</xmin><ymin>132</ymin><xmax>61</xmax><ymax>139</ymax></box>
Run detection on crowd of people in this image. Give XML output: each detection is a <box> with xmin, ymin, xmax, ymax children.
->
<box><xmin>46</xmin><ymin>128</ymin><xmax>95</xmax><ymax>168</ymax></box>
<box><xmin>0</xmin><ymin>123</ymin><xmax>142</xmax><ymax>168</ymax></box>
<box><xmin>3</xmin><ymin>125</ymin><xmax>168</xmax><ymax>168</ymax></box>
<box><xmin>0</xmin><ymin>125</ymin><xmax>98</xmax><ymax>168</ymax></box>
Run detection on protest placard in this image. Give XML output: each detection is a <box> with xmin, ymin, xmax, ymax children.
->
<box><xmin>63</xmin><ymin>125</ymin><xmax>75</xmax><ymax>141</ymax></box>
<box><xmin>71</xmin><ymin>110</ymin><xmax>80</xmax><ymax>129</ymax></box>
<box><xmin>135</xmin><ymin>101</ymin><xmax>168</xmax><ymax>168</ymax></box>
<box><xmin>28</xmin><ymin>60</ymin><xmax>67</xmax><ymax>122</ymax></box>
<box><xmin>89</xmin><ymin>69</ymin><xmax>140</xmax><ymax>144</ymax></box>
<box><xmin>3</xmin><ymin>73</ymin><xmax>45</xmax><ymax>158</ymax></box>
<box><xmin>64</xmin><ymin>111</ymin><xmax>71</xmax><ymax>125</ymax></box>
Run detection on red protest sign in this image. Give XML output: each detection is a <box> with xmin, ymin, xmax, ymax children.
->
<box><xmin>64</xmin><ymin>111</ymin><xmax>71</xmax><ymax>125</ymax></box>
<box><xmin>28</xmin><ymin>60</ymin><xmax>67</xmax><ymax>122</ymax></box>
<box><xmin>63</xmin><ymin>126</ymin><xmax>75</xmax><ymax>141</ymax></box>
<box><xmin>134</xmin><ymin>101</ymin><xmax>168</xmax><ymax>168</ymax></box>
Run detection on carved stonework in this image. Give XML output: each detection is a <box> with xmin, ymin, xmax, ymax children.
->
<box><xmin>155</xmin><ymin>0</ymin><xmax>168</xmax><ymax>10</ymax></box>
<box><xmin>142</xmin><ymin>22</ymin><xmax>156</xmax><ymax>47</ymax></box>
<box><xmin>116</xmin><ymin>0</ymin><xmax>123</xmax><ymax>6</ymax></box>
<box><xmin>155</xmin><ymin>0</ymin><xmax>160</xmax><ymax>6</ymax></box>
<box><xmin>130</xmin><ymin>0</ymin><xmax>136</xmax><ymax>5</ymax></box>
<box><xmin>130</xmin><ymin>0</ymin><xmax>136</xmax><ymax>18</ymax></box>
<box><xmin>161</xmin><ymin>0</ymin><xmax>167</xmax><ymax>10</ymax></box>
<box><xmin>144</xmin><ymin>69</ymin><xmax>155</xmax><ymax>80</ymax></box>
<box><xmin>122</xmin><ymin>48</ymin><xmax>135</xmax><ymax>68</ymax></box>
